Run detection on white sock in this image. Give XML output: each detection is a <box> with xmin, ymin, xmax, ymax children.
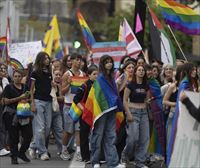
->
<box><xmin>62</xmin><ymin>145</ymin><xmax>67</xmax><ymax>152</ymax></box>
<box><xmin>76</xmin><ymin>146</ymin><xmax>80</xmax><ymax>153</ymax></box>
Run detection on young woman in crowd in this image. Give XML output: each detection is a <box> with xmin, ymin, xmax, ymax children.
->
<box><xmin>60</xmin><ymin>53</ymin><xmax>85</xmax><ymax>161</ymax></box>
<box><xmin>136</xmin><ymin>57</ymin><xmax>146</xmax><ymax>67</ymax></box>
<box><xmin>160</xmin><ymin>64</ymin><xmax>174</xmax><ymax>86</ymax></box>
<box><xmin>163</xmin><ymin>65</ymin><xmax>183</xmax><ymax>142</ymax></box>
<box><xmin>61</xmin><ymin>54</ymin><xmax>72</xmax><ymax>73</ymax></box>
<box><xmin>49</xmin><ymin>68</ymin><xmax>64</xmax><ymax>156</ymax></box>
<box><xmin>121</xmin><ymin>65</ymin><xmax>150</xmax><ymax>168</ymax></box>
<box><xmin>152</xmin><ymin>65</ymin><xmax>162</xmax><ymax>85</ymax></box>
<box><xmin>115</xmin><ymin>60</ymin><xmax>135</xmax><ymax>158</ymax></box>
<box><xmin>2</xmin><ymin>69</ymin><xmax>32</xmax><ymax>164</ymax></box>
<box><xmin>115</xmin><ymin>55</ymin><xmax>131</xmax><ymax>79</ymax></box>
<box><xmin>73</xmin><ymin>65</ymin><xmax>98</xmax><ymax>163</ymax></box>
<box><xmin>29</xmin><ymin>52</ymin><xmax>53</xmax><ymax>161</ymax></box>
<box><xmin>80</xmin><ymin>57</ymin><xmax>88</xmax><ymax>74</ymax></box>
<box><xmin>90</xmin><ymin>55</ymin><xmax>125</xmax><ymax>168</ymax></box>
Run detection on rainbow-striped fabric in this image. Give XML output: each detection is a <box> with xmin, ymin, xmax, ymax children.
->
<box><xmin>68</xmin><ymin>102</ymin><xmax>83</xmax><ymax>122</ymax></box>
<box><xmin>0</xmin><ymin>36</ymin><xmax>6</xmax><ymax>50</ymax></box>
<box><xmin>76</xmin><ymin>10</ymin><xmax>96</xmax><ymax>50</ymax></box>
<box><xmin>83</xmin><ymin>74</ymin><xmax>124</xmax><ymax>130</ymax></box>
<box><xmin>156</xmin><ymin>0</ymin><xmax>200</xmax><ymax>35</ymax></box>
<box><xmin>70</xmin><ymin>76</ymin><xmax>88</xmax><ymax>94</ymax></box>
<box><xmin>16</xmin><ymin>102</ymin><xmax>32</xmax><ymax>118</ymax></box>
<box><xmin>9</xmin><ymin>58</ymin><xmax>24</xmax><ymax>70</ymax></box>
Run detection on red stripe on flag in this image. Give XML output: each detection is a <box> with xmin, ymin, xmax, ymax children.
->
<box><xmin>166</xmin><ymin>0</ymin><xmax>190</xmax><ymax>8</ymax></box>
<box><xmin>128</xmin><ymin>50</ymin><xmax>142</xmax><ymax>59</ymax></box>
<box><xmin>126</xmin><ymin>33</ymin><xmax>134</xmax><ymax>45</ymax></box>
<box><xmin>149</xmin><ymin>9</ymin><xmax>163</xmax><ymax>29</ymax></box>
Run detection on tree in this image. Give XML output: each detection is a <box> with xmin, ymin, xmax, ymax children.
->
<box><xmin>92</xmin><ymin>5</ymin><xmax>192</xmax><ymax>57</ymax></box>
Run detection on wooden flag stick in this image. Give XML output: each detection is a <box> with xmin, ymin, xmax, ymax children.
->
<box><xmin>167</xmin><ymin>25</ymin><xmax>188</xmax><ymax>61</ymax></box>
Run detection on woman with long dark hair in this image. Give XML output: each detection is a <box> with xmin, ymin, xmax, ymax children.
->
<box><xmin>121</xmin><ymin>65</ymin><xmax>150</xmax><ymax>168</ymax></box>
<box><xmin>90</xmin><ymin>55</ymin><xmax>125</xmax><ymax>168</ymax></box>
<box><xmin>29</xmin><ymin>52</ymin><xmax>53</xmax><ymax>161</ymax></box>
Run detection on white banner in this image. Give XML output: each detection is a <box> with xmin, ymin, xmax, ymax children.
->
<box><xmin>9</xmin><ymin>41</ymin><xmax>42</xmax><ymax>68</ymax></box>
<box><xmin>169</xmin><ymin>91</ymin><xmax>200</xmax><ymax>168</ymax></box>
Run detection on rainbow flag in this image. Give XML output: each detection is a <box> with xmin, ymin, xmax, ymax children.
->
<box><xmin>83</xmin><ymin>74</ymin><xmax>124</xmax><ymax>130</ymax></box>
<box><xmin>148</xmin><ymin>125</ymin><xmax>162</xmax><ymax>155</ymax></box>
<box><xmin>76</xmin><ymin>10</ymin><xmax>96</xmax><ymax>50</ymax></box>
<box><xmin>70</xmin><ymin>76</ymin><xmax>88</xmax><ymax>94</ymax></box>
<box><xmin>9</xmin><ymin>58</ymin><xmax>24</xmax><ymax>69</ymax></box>
<box><xmin>148</xmin><ymin>77</ymin><xmax>166</xmax><ymax>156</ymax></box>
<box><xmin>156</xmin><ymin>0</ymin><xmax>200</xmax><ymax>35</ymax></box>
<box><xmin>0</xmin><ymin>36</ymin><xmax>6</xmax><ymax>50</ymax></box>
<box><xmin>68</xmin><ymin>102</ymin><xmax>83</xmax><ymax>122</ymax></box>
<box><xmin>167</xmin><ymin>77</ymin><xmax>188</xmax><ymax>165</ymax></box>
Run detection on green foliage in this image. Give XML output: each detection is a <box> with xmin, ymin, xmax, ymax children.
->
<box><xmin>92</xmin><ymin>4</ymin><xmax>192</xmax><ymax>55</ymax></box>
<box><xmin>93</xmin><ymin>6</ymin><xmax>135</xmax><ymax>41</ymax></box>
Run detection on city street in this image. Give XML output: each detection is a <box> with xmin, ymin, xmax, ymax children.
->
<box><xmin>0</xmin><ymin>144</ymin><xmax>85</xmax><ymax>168</ymax></box>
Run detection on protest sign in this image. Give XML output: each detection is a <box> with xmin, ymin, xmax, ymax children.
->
<box><xmin>8</xmin><ymin>41</ymin><xmax>42</xmax><ymax>68</ymax></box>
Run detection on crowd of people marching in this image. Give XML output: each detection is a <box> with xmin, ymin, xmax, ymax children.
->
<box><xmin>0</xmin><ymin>51</ymin><xmax>199</xmax><ymax>168</ymax></box>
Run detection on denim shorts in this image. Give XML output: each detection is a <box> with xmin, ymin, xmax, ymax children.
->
<box><xmin>63</xmin><ymin>105</ymin><xmax>80</xmax><ymax>134</ymax></box>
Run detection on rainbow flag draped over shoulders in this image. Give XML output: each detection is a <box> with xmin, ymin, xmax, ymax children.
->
<box><xmin>0</xmin><ymin>37</ymin><xmax>6</xmax><ymax>50</ymax></box>
<box><xmin>148</xmin><ymin>77</ymin><xmax>166</xmax><ymax>156</ymax></box>
<box><xmin>156</xmin><ymin>0</ymin><xmax>200</xmax><ymax>35</ymax></box>
<box><xmin>76</xmin><ymin>10</ymin><xmax>96</xmax><ymax>50</ymax></box>
<box><xmin>83</xmin><ymin>74</ymin><xmax>124</xmax><ymax>130</ymax></box>
<box><xmin>167</xmin><ymin>77</ymin><xmax>188</xmax><ymax>165</ymax></box>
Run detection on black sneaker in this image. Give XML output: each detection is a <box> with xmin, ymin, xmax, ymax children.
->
<box><xmin>67</xmin><ymin>147</ymin><xmax>75</xmax><ymax>154</ymax></box>
<box><xmin>18</xmin><ymin>153</ymin><xmax>31</xmax><ymax>162</ymax></box>
<box><xmin>11</xmin><ymin>157</ymin><xmax>19</xmax><ymax>164</ymax></box>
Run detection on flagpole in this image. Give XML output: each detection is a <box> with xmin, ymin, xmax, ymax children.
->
<box><xmin>167</xmin><ymin>25</ymin><xmax>188</xmax><ymax>61</ymax></box>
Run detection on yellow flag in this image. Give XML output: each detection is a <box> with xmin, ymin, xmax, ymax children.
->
<box><xmin>42</xmin><ymin>15</ymin><xmax>63</xmax><ymax>58</ymax></box>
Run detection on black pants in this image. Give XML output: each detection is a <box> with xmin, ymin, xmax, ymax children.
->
<box><xmin>3</xmin><ymin>113</ymin><xmax>33</xmax><ymax>157</ymax></box>
<box><xmin>80</xmin><ymin>118</ymin><xmax>90</xmax><ymax>161</ymax></box>
<box><xmin>116</xmin><ymin>120</ymin><xmax>126</xmax><ymax>160</ymax></box>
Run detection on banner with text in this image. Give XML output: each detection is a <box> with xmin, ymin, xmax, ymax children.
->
<box><xmin>8</xmin><ymin>41</ymin><xmax>42</xmax><ymax>68</ymax></box>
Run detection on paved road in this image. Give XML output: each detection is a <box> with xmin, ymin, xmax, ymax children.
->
<box><xmin>0</xmin><ymin>144</ymin><xmax>85</xmax><ymax>168</ymax></box>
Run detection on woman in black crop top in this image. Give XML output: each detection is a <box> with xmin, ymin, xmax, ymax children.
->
<box><xmin>121</xmin><ymin>65</ymin><xmax>150</xmax><ymax>167</ymax></box>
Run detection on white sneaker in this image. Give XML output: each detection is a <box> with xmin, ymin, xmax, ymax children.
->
<box><xmin>93</xmin><ymin>164</ymin><xmax>100</xmax><ymax>168</ymax></box>
<box><xmin>115</xmin><ymin>163</ymin><xmax>126</xmax><ymax>168</ymax></box>
<box><xmin>75</xmin><ymin>151</ymin><xmax>82</xmax><ymax>161</ymax></box>
<box><xmin>28</xmin><ymin>148</ymin><xmax>36</xmax><ymax>159</ymax></box>
<box><xmin>40</xmin><ymin>153</ymin><xmax>50</xmax><ymax>161</ymax></box>
<box><xmin>0</xmin><ymin>148</ymin><xmax>10</xmax><ymax>156</ymax></box>
<box><xmin>60</xmin><ymin>150</ymin><xmax>71</xmax><ymax>161</ymax></box>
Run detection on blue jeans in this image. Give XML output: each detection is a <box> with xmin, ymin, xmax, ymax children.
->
<box><xmin>91</xmin><ymin>111</ymin><xmax>119</xmax><ymax>168</ymax></box>
<box><xmin>30</xmin><ymin>99</ymin><xmax>52</xmax><ymax>155</ymax></box>
<box><xmin>51</xmin><ymin>111</ymin><xmax>63</xmax><ymax>153</ymax></box>
<box><xmin>122</xmin><ymin>108</ymin><xmax>149</xmax><ymax>162</ymax></box>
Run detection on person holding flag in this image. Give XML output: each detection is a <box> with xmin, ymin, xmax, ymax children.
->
<box><xmin>84</xmin><ymin>55</ymin><xmax>125</xmax><ymax>168</ymax></box>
